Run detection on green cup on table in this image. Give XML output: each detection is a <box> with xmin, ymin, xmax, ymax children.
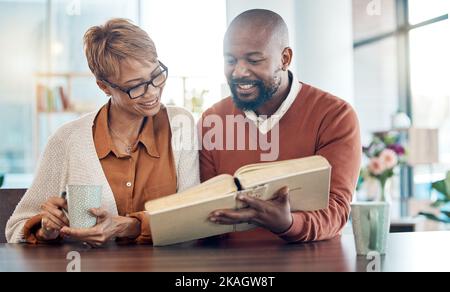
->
<box><xmin>66</xmin><ymin>185</ymin><xmax>102</xmax><ymax>229</ymax></box>
<box><xmin>351</xmin><ymin>202</ymin><xmax>391</xmax><ymax>255</ymax></box>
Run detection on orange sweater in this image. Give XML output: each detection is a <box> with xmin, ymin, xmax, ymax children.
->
<box><xmin>199</xmin><ymin>83</ymin><xmax>361</xmax><ymax>242</ymax></box>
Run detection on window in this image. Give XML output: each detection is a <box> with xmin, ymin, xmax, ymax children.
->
<box><xmin>408</xmin><ymin>0</ymin><xmax>449</xmax><ymax>25</ymax></box>
<box><xmin>354</xmin><ymin>36</ymin><xmax>399</xmax><ymax>144</ymax></box>
<box><xmin>409</xmin><ymin>14</ymin><xmax>450</xmax><ymax>197</ymax></box>
<box><xmin>0</xmin><ymin>0</ymin><xmax>47</xmax><ymax>174</ymax></box>
<box><xmin>353</xmin><ymin>0</ymin><xmax>397</xmax><ymax>42</ymax></box>
<box><xmin>409</xmin><ymin>21</ymin><xmax>450</xmax><ymax>163</ymax></box>
<box><xmin>353</xmin><ymin>0</ymin><xmax>450</xmax><ymax>205</ymax></box>
<box><xmin>0</xmin><ymin>0</ymin><xmax>227</xmax><ymax>185</ymax></box>
<box><xmin>0</xmin><ymin>0</ymin><xmax>139</xmax><ymax>181</ymax></box>
<box><xmin>141</xmin><ymin>0</ymin><xmax>227</xmax><ymax>116</ymax></box>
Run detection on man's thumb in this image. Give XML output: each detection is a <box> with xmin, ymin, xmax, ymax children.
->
<box><xmin>276</xmin><ymin>187</ymin><xmax>290</xmax><ymax>202</ymax></box>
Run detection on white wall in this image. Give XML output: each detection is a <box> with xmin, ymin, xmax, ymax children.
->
<box><xmin>226</xmin><ymin>0</ymin><xmax>355</xmax><ymax>104</ymax></box>
<box><xmin>295</xmin><ymin>0</ymin><xmax>354</xmax><ymax>103</ymax></box>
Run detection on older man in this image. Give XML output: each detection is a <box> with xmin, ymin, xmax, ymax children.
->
<box><xmin>199</xmin><ymin>9</ymin><xmax>361</xmax><ymax>242</ymax></box>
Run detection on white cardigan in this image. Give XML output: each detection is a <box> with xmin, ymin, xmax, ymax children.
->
<box><xmin>6</xmin><ymin>106</ymin><xmax>200</xmax><ymax>243</ymax></box>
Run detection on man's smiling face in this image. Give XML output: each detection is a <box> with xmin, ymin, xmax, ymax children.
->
<box><xmin>223</xmin><ymin>25</ymin><xmax>283</xmax><ymax>112</ymax></box>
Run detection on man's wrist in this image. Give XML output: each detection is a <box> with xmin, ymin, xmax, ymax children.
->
<box><xmin>273</xmin><ymin>214</ymin><xmax>294</xmax><ymax>235</ymax></box>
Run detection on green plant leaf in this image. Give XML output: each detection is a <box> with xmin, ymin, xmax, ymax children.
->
<box><xmin>0</xmin><ymin>174</ymin><xmax>4</xmax><ymax>188</ymax></box>
<box><xmin>419</xmin><ymin>212</ymin><xmax>450</xmax><ymax>223</ymax></box>
<box><xmin>440</xmin><ymin>203</ymin><xmax>450</xmax><ymax>217</ymax></box>
<box><xmin>384</xmin><ymin>135</ymin><xmax>397</xmax><ymax>146</ymax></box>
<box><xmin>356</xmin><ymin>173</ymin><xmax>364</xmax><ymax>191</ymax></box>
<box><xmin>432</xmin><ymin>180</ymin><xmax>447</xmax><ymax>197</ymax></box>
<box><xmin>445</xmin><ymin>171</ymin><xmax>450</xmax><ymax>199</ymax></box>
<box><xmin>431</xmin><ymin>199</ymin><xmax>447</xmax><ymax>208</ymax></box>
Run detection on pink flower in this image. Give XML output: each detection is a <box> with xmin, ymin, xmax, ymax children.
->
<box><xmin>379</xmin><ymin>149</ymin><xmax>398</xmax><ymax>169</ymax></box>
<box><xmin>368</xmin><ymin>158</ymin><xmax>386</xmax><ymax>176</ymax></box>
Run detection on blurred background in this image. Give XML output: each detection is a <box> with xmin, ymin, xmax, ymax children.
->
<box><xmin>0</xmin><ymin>0</ymin><xmax>449</xmax><ymax>229</ymax></box>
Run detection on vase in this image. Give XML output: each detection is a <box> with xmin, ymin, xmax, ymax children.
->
<box><xmin>378</xmin><ymin>177</ymin><xmax>393</xmax><ymax>204</ymax></box>
<box><xmin>357</xmin><ymin>177</ymin><xmax>395</xmax><ymax>203</ymax></box>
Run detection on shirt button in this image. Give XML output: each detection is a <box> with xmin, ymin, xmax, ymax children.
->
<box><xmin>126</xmin><ymin>182</ymin><xmax>132</xmax><ymax>188</ymax></box>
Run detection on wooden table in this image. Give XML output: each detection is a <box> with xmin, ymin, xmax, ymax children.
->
<box><xmin>0</xmin><ymin>230</ymin><xmax>449</xmax><ymax>272</ymax></box>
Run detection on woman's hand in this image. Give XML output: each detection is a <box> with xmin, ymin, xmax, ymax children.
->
<box><xmin>36</xmin><ymin>197</ymin><xmax>69</xmax><ymax>241</ymax></box>
<box><xmin>60</xmin><ymin>208</ymin><xmax>141</xmax><ymax>247</ymax></box>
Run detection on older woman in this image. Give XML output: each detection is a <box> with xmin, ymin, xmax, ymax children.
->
<box><xmin>6</xmin><ymin>19</ymin><xmax>199</xmax><ymax>246</ymax></box>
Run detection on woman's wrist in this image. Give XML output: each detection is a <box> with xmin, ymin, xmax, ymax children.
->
<box><xmin>35</xmin><ymin>228</ymin><xmax>46</xmax><ymax>241</ymax></box>
<box><xmin>35</xmin><ymin>227</ymin><xmax>59</xmax><ymax>241</ymax></box>
<box><xmin>115</xmin><ymin>216</ymin><xmax>141</xmax><ymax>239</ymax></box>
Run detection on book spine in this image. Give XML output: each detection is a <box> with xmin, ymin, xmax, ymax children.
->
<box><xmin>46</xmin><ymin>89</ymin><xmax>53</xmax><ymax>112</ymax></box>
<box><xmin>59</xmin><ymin>86</ymin><xmax>70</xmax><ymax>111</ymax></box>
<box><xmin>36</xmin><ymin>84</ymin><xmax>46</xmax><ymax>112</ymax></box>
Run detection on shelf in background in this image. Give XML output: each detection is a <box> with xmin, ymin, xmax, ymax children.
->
<box><xmin>0</xmin><ymin>174</ymin><xmax>34</xmax><ymax>189</ymax></box>
<box><xmin>32</xmin><ymin>72</ymin><xmax>99</xmax><ymax>168</ymax></box>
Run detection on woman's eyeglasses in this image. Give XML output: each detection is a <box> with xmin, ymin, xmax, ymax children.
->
<box><xmin>102</xmin><ymin>61</ymin><xmax>168</xmax><ymax>100</ymax></box>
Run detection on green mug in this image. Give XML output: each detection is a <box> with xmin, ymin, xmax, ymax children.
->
<box><xmin>66</xmin><ymin>185</ymin><xmax>102</xmax><ymax>229</ymax></box>
<box><xmin>351</xmin><ymin>202</ymin><xmax>390</xmax><ymax>255</ymax></box>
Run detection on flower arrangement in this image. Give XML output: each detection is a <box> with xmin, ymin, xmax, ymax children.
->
<box><xmin>358</xmin><ymin>132</ymin><xmax>407</xmax><ymax>202</ymax></box>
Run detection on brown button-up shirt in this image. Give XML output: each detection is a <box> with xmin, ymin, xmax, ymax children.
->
<box><xmin>93</xmin><ymin>102</ymin><xmax>177</xmax><ymax>243</ymax></box>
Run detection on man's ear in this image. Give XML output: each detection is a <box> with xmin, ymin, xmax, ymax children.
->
<box><xmin>281</xmin><ymin>47</ymin><xmax>293</xmax><ymax>71</ymax></box>
<box><xmin>96</xmin><ymin>80</ymin><xmax>112</xmax><ymax>96</ymax></box>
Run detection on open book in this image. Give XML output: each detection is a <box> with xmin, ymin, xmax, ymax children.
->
<box><xmin>145</xmin><ymin>156</ymin><xmax>331</xmax><ymax>246</ymax></box>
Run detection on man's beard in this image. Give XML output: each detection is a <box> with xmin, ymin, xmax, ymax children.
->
<box><xmin>230</xmin><ymin>76</ymin><xmax>281</xmax><ymax>112</ymax></box>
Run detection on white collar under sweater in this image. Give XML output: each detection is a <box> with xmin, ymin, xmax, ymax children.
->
<box><xmin>244</xmin><ymin>71</ymin><xmax>302</xmax><ymax>135</ymax></box>
<box><xmin>6</xmin><ymin>106</ymin><xmax>200</xmax><ymax>243</ymax></box>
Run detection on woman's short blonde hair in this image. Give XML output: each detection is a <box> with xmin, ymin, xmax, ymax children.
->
<box><xmin>84</xmin><ymin>18</ymin><xmax>157</xmax><ymax>81</ymax></box>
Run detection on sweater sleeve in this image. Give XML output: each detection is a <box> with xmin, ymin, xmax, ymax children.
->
<box><xmin>5</xmin><ymin>133</ymin><xmax>68</xmax><ymax>243</ymax></box>
<box><xmin>279</xmin><ymin>103</ymin><xmax>361</xmax><ymax>242</ymax></box>
<box><xmin>22</xmin><ymin>214</ymin><xmax>43</xmax><ymax>244</ymax></box>
<box><xmin>174</xmin><ymin>108</ymin><xmax>200</xmax><ymax>192</ymax></box>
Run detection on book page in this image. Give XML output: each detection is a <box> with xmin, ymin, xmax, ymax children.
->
<box><xmin>234</xmin><ymin>158</ymin><xmax>303</xmax><ymax>176</ymax></box>
<box><xmin>235</xmin><ymin>156</ymin><xmax>330</xmax><ymax>188</ymax></box>
<box><xmin>145</xmin><ymin>174</ymin><xmax>237</xmax><ymax>213</ymax></box>
<box><xmin>235</xmin><ymin>156</ymin><xmax>331</xmax><ymax>212</ymax></box>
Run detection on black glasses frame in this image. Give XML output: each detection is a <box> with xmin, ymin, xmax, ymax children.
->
<box><xmin>102</xmin><ymin>61</ymin><xmax>168</xmax><ymax>100</ymax></box>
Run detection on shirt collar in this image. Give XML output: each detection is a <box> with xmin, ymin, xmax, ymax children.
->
<box><xmin>139</xmin><ymin>117</ymin><xmax>160</xmax><ymax>158</ymax></box>
<box><xmin>244</xmin><ymin>71</ymin><xmax>302</xmax><ymax>135</ymax></box>
<box><xmin>93</xmin><ymin>101</ymin><xmax>160</xmax><ymax>160</ymax></box>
